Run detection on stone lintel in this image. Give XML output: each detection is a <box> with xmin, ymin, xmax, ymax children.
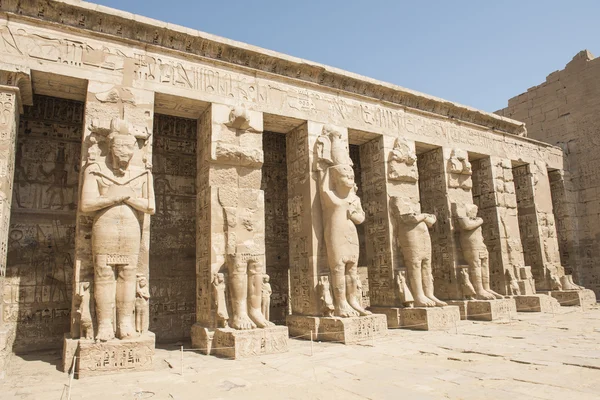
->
<box><xmin>370</xmin><ymin>306</ymin><xmax>461</xmax><ymax>331</ymax></box>
<box><xmin>541</xmin><ymin>289</ymin><xmax>597</xmax><ymax>308</ymax></box>
<box><xmin>211</xmin><ymin>326</ymin><xmax>289</xmax><ymax>359</ymax></box>
<box><xmin>513</xmin><ymin>294</ymin><xmax>560</xmax><ymax>313</ymax></box>
<box><xmin>287</xmin><ymin>314</ymin><xmax>388</xmax><ymax>344</ymax></box>
<box><xmin>62</xmin><ymin>333</ymin><xmax>155</xmax><ymax>379</ymax></box>
<box><xmin>448</xmin><ymin>298</ymin><xmax>517</xmax><ymax>321</ymax></box>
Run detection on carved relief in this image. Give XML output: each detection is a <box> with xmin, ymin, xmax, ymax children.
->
<box><xmin>317</xmin><ymin>276</ymin><xmax>334</xmax><ymax>317</ymax></box>
<box><xmin>395</xmin><ymin>270</ymin><xmax>414</xmax><ymax>307</ymax></box>
<box><xmin>388</xmin><ymin>138</ymin><xmax>418</xmax><ymax>182</ymax></box>
<box><xmin>316</xmin><ymin>125</ymin><xmax>370</xmax><ymax>317</ymax></box>
<box><xmin>458</xmin><ymin>267</ymin><xmax>476</xmax><ymax>300</ymax></box>
<box><xmin>261</xmin><ymin>274</ymin><xmax>272</xmax><ymax>322</ymax></box>
<box><xmin>75</xmin><ymin>282</ymin><xmax>93</xmax><ymax>340</ymax></box>
<box><xmin>212</xmin><ymin>272</ymin><xmax>229</xmax><ymax>328</ymax></box>
<box><xmin>135</xmin><ymin>275</ymin><xmax>150</xmax><ymax>334</ymax></box>
<box><xmin>80</xmin><ymin>118</ymin><xmax>155</xmax><ymax>341</ymax></box>
<box><xmin>447</xmin><ymin>148</ymin><xmax>472</xmax><ymax>190</ymax></box>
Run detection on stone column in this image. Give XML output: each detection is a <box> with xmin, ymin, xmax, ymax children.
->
<box><xmin>472</xmin><ymin>158</ymin><xmax>557</xmax><ymax>312</ymax></box>
<box><xmin>0</xmin><ymin>65</ymin><xmax>31</xmax><ymax>375</ymax></box>
<box><xmin>363</xmin><ymin>137</ymin><xmax>459</xmax><ymax>330</ymax></box>
<box><xmin>191</xmin><ymin>104</ymin><xmax>288</xmax><ymax>359</ymax></box>
<box><xmin>514</xmin><ymin>162</ymin><xmax>596</xmax><ymax>307</ymax></box>
<box><xmin>285</xmin><ymin>122</ymin><xmax>387</xmax><ymax>344</ymax></box>
<box><xmin>419</xmin><ymin>147</ymin><xmax>516</xmax><ymax>321</ymax></box>
<box><xmin>63</xmin><ymin>82</ymin><xmax>156</xmax><ymax>377</ymax></box>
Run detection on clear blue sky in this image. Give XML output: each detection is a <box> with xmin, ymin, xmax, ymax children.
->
<box><xmin>92</xmin><ymin>0</ymin><xmax>600</xmax><ymax>112</ymax></box>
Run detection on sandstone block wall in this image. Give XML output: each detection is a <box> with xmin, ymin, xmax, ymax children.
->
<box><xmin>497</xmin><ymin>50</ymin><xmax>600</xmax><ymax>295</ymax></box>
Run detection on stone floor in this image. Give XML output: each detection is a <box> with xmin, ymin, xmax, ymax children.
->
<box><xmin>2</xmin><ymin>305</ymin><xmax>600</xmax><ymax>400</ymax></box>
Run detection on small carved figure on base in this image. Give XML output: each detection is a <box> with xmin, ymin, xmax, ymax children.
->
<box><xmin>135</xmin><ymin>275</ymin><xmax>150</xmax><ymax>334</ymax></box>
<box><xmin>395</xmin><ymin>270</ymin><xmax>414</xmax><ymax>307</ymax></box>
<box><xmin>317</xmin><ymin>275</ymin><xmax>335</xmax><ymax>317</ymax></box>
<box><xmin>76</xmin><ymin>282</ymin><xmax>93</xmax><ymax>340</ymax></box>
<box><xmin>506</xmin><ymin>269</ymin><xmax>521</xmax><ymax>296</ymax></box>
<box><xmin>261</xmin><ymin>274</ymin><xmax>272</xmax><ymax>322</ymax></box>
<box><xmin>212</xmin><ymin>273</ymin><xmax>229</xmax><ymax>328</ymax></box>
<box><xmin>459</xmin><ymin>268</ymin><xmax>476</xmax><ymax>300</ymax></box>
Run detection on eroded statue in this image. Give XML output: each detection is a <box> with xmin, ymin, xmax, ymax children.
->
<box><xmin>454</xmin><ymin>203</ymin><xmax>504</xmax><ymax>300</ymax></box>
<box><xmin>459</xmin><ymin>268</ymin><xmax>476</xmax><ymax>300</ymax></box>
<box><xmin>81</xmin><ymin>118</ymin><xmax>155</xmax><ymax>341</ymax></box>
<box><xmin>316</xmin><ymin>125</ymin><xmax>370</xmax><ymax>317</ymax></box>
<box><xmin>447</xmin><ymin>148</ymin><xmax>473</xmax><ymax>190</ymax></box>
<box><xmin>75</xmin><ymin>282</ymin><xmax>93</xmax><ymax>340</ymax></box>
<box><xmin>317</xmin><ymin>275</ymin><xmax>335</xmax><ymax>317</ymax></box>
<box><xmin>390</xmin><ymin>197</ymin><xmax>447</xmax><ymax>307</ymax></box>
<box><xmin>388</xmin><ymin>138</ymin><xmax>418</xmax><ymax>182</ymax></box>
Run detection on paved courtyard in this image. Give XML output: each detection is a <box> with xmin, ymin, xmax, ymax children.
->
<box><xmin>2</xmin><ymin>305</ymin><xmax>600</xmax><ymax>400</ymax></box>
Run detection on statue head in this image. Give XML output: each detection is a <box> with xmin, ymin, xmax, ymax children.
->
<box><xmin>451</xmin><ymin>148</ymin><xmax>468</xmax><ymax>161</ymax></box>
<box><xmin>323</xmin><ymin>124</ymin><xmax>343</xmax><ymax>140</ymax></box>
<box><xmin>263</xmin><ymin>274</ymin><xmax>270</xmax><ymax>283</ymax></box>
<box><xmin>466</xmin><ymin>204</ymin><xmax>479</xmax><ymax>219</ymax></box>
<box><xmin>136</xmin><ymin>274</ymin><xmax>147</xmax><ymax>288</ymax></box>
<box><xmin>330</xmin><ymin>164</ymin><xmax>355</xmax><ymax>190</ymax></box>
<box><xmin>108</xmin><ymin>129</ymin><xmax>137</xmax><ymax>175</ymax></box>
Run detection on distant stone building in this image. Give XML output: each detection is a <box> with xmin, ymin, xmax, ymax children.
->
<box><xmin>497</xmin><ymin>50</ymin><xmax>600</xmax><ymax>296</ymax></box>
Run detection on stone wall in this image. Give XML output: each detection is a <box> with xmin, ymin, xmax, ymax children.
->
<box><xmin>6</xmin><ymin>95</ymin><xmax>82</xmax><ymax>352</ymax></box>
<box><xmin>149</xmin><ymin>114</ymin><xmax>197</xmax><ymax>342</ymax></box>
<box><xmin>262</xmin><ymin>131</ymin><xmax>289</xmax><ymax>324</ymax></box>
<box><xmin>497</xmin><ymin>50</ymin><xmax>600</xmax><ymax>294</ymax></box>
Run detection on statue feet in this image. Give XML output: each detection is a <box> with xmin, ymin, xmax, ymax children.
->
<box><xmin>414</xmin><ymin>295</ymin><xmax>436</xmax><ymax>307</ymax></box>
<box><xmin>475</xmin><ymin>290</ymin><xmax>495</xmax><ymax>301</ymax></box>
<box><xmin>348</xmin><ymin>298</ymin><xmax>372</xmax><ymax>316</ymax></box>
<box><xmin>485</xmin><ymin>289</ymin><xmax>504</xmax><ymax>299</ymax></box>
<box><xmin>117</xmin><ymin>323</ymin><xmax>136</xmax><ymax>339</ymax></box>
<box><xmin>426</xmin><ymin>295</ymin><xmax>447</xmax><ymax>307</ymax></box>
<box><xmin>335</xmin><ymin>301</ymin><xmax>360</xmax><ymax>317</ymax></box>
<box><xmin>231</xmin><ymin>313</ymin><xmax>257</xmax><ymax>330</ymax></box>
<box><xmin>248</xmin><ymin>307</ymin><xmax>274</xmax><ymax>328</ymax></box>
<box><xmin>96</xmin><ymin>321</ymin><xmax>115</xmax><ymax>342</ymax></box>
<box><xmin>567</xmin><ymin>275</ymin><xmax>584</xmax><ymax>290</ymax></box>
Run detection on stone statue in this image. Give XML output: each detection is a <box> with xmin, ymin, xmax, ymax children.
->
<box><xmin>261</xmin><ymin>274</ymin><xmax>272</xmax><ymax>321</ymax></box>
<box><xmin>390</xmin><ymin>197</ymin><xmax>447</xmax><ymax>307</ymax></box>
<box><xmin>75</xmin><ymin>282</ymin><xmax>93</xmax><ymax>340</ymax></box>
<box><xmin>506</xmin><ymin>269</ymin><xmax>521</xmax><ymax>296</ymax></box>
<box><xmin>212</xmin><ymin>272</ymin><xmax>229</xmax><ymax>328</ymax></box>
<box><xmin>459</xmin><ymin>268</ymin><xmax>476</xmax><ymax>300</ymax></box>
<box><xmin>317</xmin><ymin>275</ymin><xmax>335</xmax><ymax>317</ymax></box>
<box><xmin>395</xmin><ymin>270</ymin><xmax>414</xmax><ymax>307</ymax></box>
<box><xmin>447</xmin><ymin>148</ymin><xmax>473</xmax><ymax>190</ymax></box>
<box><xmin>560</xmin><ymin>275</ymin><xmax>584</xmax><ymax>291</ymax></box>
<box><xmin>550</xmin><ymin>274</ymin><xmax>563</xmax><ymax>291</ymax></box>
<box><xmin>388</xmin><ymin>138</ymin><xmax>418</xmax><ymax>182</ymax></box>
<box><xmin>135</xmin><ymin>274</ymin><xmax>150</xmax><ymax>334</ymax></box>
<box><xmin>455</xmin><ymin>204</ymin><xmax>504</xmax><ymax>300</ymax></box>
<box><xmin>80</xmin><ymin>118</ymin><xmax>155</xmax><ymax>341</ymax></box>
<box><xmin>318</xmin><ymin>134</ymin><xmax>370</xmax><ymax>317</ymax></box>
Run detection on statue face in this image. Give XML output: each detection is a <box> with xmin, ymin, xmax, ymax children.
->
<box><xmin>263</xmin><ymin>275</ymin><xmax>270</xmax><ymax>283</ymax></box>
<box><xmin>333</xmin><ymin>164</ymin><xmax>355</xmax><ymax>189</ymax></box>
<box><xmin>138</xmin><ymin>277</ymin><xmax>147</xmax><ymax>287</ymax></box>
<box><xmin>109</xmin><ymin>134</ymin><xmax>136</xmax><ymax>173</ymax></box>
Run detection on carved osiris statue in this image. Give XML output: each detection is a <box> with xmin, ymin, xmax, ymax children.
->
<box><xmin>80</xmin><ymin>119</ymin><xmax>155</xmax><ymax>341</ymax></box>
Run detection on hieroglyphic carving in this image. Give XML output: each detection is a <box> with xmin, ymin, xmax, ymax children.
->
<box><xmin>150</xmin><ymin>113</ymin><xmax>196</xmax><ymax>341</ymax></box>
<box><xmin>262</xmin><ymin>131</ymin><xmax>289</xmax><ymax>323</ymax></box>
<box><xmin>5</xmin><ymin>95</ymin><xmax>82</xmax><ymax>351</ymax></box>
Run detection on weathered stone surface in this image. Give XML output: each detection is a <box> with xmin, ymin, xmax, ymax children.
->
<box><xmin>211</xmin><ymin>326</ymin><xmax>288</xmax><ymax>359</ymax></box>
<box><xmin>63</xmin><ymin>332</ymin><xmax>155</xmax><ymax>378</ymax></box>
<box><xmin>545</xmin><ymin>289</ymin><xmax>597</xmax><ymax>308</ymax></box>
<box><xmin>287</xmin><ymin>314</ymin><xmax>387</xmax><ymax>344</ymax></box>
<box><xmin>466</xmin><ymin>298</ymin><xmax>517</xmax><ymax>321</ymax></box>
<box><xmin>370</xmin><ymin>306</ymin><xmax>460</xmax><ymax>331</ymax></box>
<box><xmin>513</xmin><ymin>295</ymin><xmax>560</xmax><ymax>313</ymax></box>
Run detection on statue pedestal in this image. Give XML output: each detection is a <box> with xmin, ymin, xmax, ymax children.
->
<box><xmin>369</xmin><ymin>306</ymin><xmax>460</xmax><ymax>331</ymax></box>
<box><xmin>62</xmin><ymin>332</ymin><xmax>155</xmax><ymax>378</ymax></box>
<box><xmin>539</xmin><ymin>289</ymin><xmax>597</xmax><ymax>307</ymax></box>
<box><xmin>286</xmin><ymin>314</ymin><xmax>387</xmax><ymax>344</ymax></box>
<box><xmin>447</xmin><ymin>298</ymin><xmax>517</xmax><ymax>321</ymax></box>
<box><xmin>513</xmin><ymin>294</ymin><xmax>560</xmax><ymax>313</ymax></box>
<box><xmin>190</xmin><ymin>324</ymin><xmax>288</xmax><ymax>359</ymax></box>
